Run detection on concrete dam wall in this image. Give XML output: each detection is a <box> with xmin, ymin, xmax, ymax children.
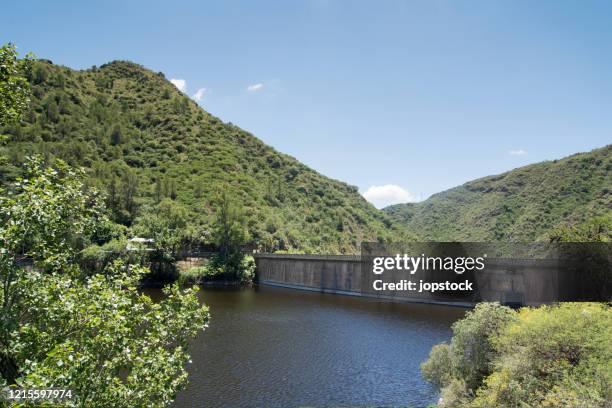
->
<box><xmin>254</xmin><ymin>253</ymin><xmax>590</xmax><ymax>307</ymax></box>
<box><xmin>255</xmin><ymin>254</ymin><xmax>363</xmax><ymax>296</ymax></box>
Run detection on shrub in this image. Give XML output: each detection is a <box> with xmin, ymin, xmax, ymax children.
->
<box><xmin>422</xmin><ymin>302</ymin><xmax>612</xmax><ymax>408</ymax></box>
<box><xmin>178</xmin><ymin>265</ymin><xmax>216</xmax><ymax>285</ymax></box>
<box><xmin>548</xmin><ymin>215</ymin><xmax>611</xmax><ymax>242</ymax></box>
<box><xmin>449</xmin><ymin>302</ymin><xmax>516</xmax><ymax>390</ymax></box>
<box><xmin>204</xmin><ymin>254</ymin><xmax>256</xmax><ymax>284</ymax></box>
<box><xmin>471</xmin><ymin>303</ymin><xmax>612</xmax><ymax>408</ymax></box>
<box><xmin>421</xmin><ymin>302</ymin><xmax>516</xmax><ymax>395</ymax></box>
<box><xmin>421</xmin><ymin>343</ymin><xmax>452</xmax><ymax>387</ymax></box>
<box><xmin>238</xmin><ymin>255</ymin><xmax>256</xmax><ymax>283</ymax></box>
<box><xmin>438</xmin><ymin>379</ymin><xmax>471</xmax><ymax>408</ymax></box>
<box><xmin>79</xmin><ymin>238</ymin><xmax>128</xmax><ymax>273</ymax></box>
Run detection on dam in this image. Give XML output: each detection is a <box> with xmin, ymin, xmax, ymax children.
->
<box><xmin>254</xmin><ymin>252</ymin><xmax>602</xmax><ymax>307</ymax></box>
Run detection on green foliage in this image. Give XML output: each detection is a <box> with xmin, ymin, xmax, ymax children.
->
<box><xmin>548</xmin><ymin>214</ymin><xmax>612</xmax><ymax>242</ymax></box>
<box><xmin>386</xmin><ymin>145</ymin><xmax>612</xmax><ymax>241</ymax></box>
<box><xmin>0</xmin><ymin>158</ymin><xmax>209</xmax><ymax>406</ymax></box>
<box><xmin>0</xmin><ymin>59</ymin><xmax>410</xmax><ymax>253</ymax></box>
<box><xmin>447</xmin><ymin>303</ymin><xmax>517</xmax><ymax>391</ymax></box>
<box><xmin>422</xmin><ymin>302</ymin><xmax>612</xmax><ymax>408</ymax></box>
<box><xmin>31</xmin><ymin>61</ymin><xmax>48</xmax><ymax>85</ymax></box>
<box><xmin>10</xmin><ymin>263</ymin><xmax>208</xmax><ymax>407</ymax></box>
<box><xmin>178</xmin><ymin>265</ymin><xmax>218</xmax><ymax>285</ymax></box>
<box><xmin>178</xmin><ymin>255</ymin><xmax>255</xmax><ymax>285</ymax></box>
<box><xmin>420</xmin><ymin>343</ymin><xmax>452</xmax><ymax>387</ymax></box>
<box><xmin>239</xmin><ymin>255</ymin><xmax>256</xmax><ymax>282</ymax></box>
<box><xmin>0</xmin><ymin>43</ymin><xmax>32</xmax><ymax>127</ymax></box>
<box><xmin>0</xmin><ymin>156</ymin><xmax>104</xmax><ymax>273</ymax></box>
<box><xmin>206</xmin><ymin>191</ymin><xmax>257</xmax><ymax>282</ymax></box>
<box><xmin>133</xmin><ymin>198</ymin><xmax>197</xmax><ymax>253</ymax></box>
<box><xmin>472</xmin><ymin>303</ymin><xmax>611</xmax><ymax>408</ymax></box>
<box><xmin>212</xmin><ymin>189</ymin><xmax>248</xmax><ymax>267</ymax></box>
<box><xmin>421</xmin><ymin>302</ymin><xmax>516</xmax><ymax>398</ymax></box>
<box><xmin>79</xmin><ymin>238</ymin><xmax>130</xmax><ymax>274</ymax></box>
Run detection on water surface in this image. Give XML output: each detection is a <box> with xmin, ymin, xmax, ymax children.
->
<box><xmin>147</xmin><ymin>285</ymin><xmax>466</xmax><ymax>408</ymax></box>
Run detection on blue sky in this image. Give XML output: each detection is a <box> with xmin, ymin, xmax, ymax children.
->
<box><xmin>4</xmin><ymin>1</ymin><xmax>612</xmax><ymax>207</ymax></box>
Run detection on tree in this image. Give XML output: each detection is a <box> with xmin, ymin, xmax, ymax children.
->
<box><xmin>55</xmin><ymin>71</ymin><xmax>66</xmax><ymax>89</ymax></box>
<box><xmin>30</xmin><ymin>61</ymin><xmax>48</xmax><ymax>85</ymax></box>
<box><xmin>46</xmin><ymin>99</ymin><xmax>59</xmax><ymax>123</ymax></box>
<box><xmin>210</xmin><ymin>189</ymin><xmax>249</xmax><ymax>278</ymax></box>
<box><xmin>110</xmin><ymin>124</ymin><xmax>122</xmax><ymax>145</ymax></box>
<box><xmin>120</xmin><ymin>170</ymin><xmax>139</xmax><ymax>223</ymax></box>
<box><xmin>169</xmin><ymin>179</ymin><xmax>177</xmax><ymax>200</ymax></box>
<box><xmin>133</xmin><ymin>198</ymin><xmax>189</xmax><ymax>253</ymax></box>
<box><xmin>172</xmin><ymin>96</ymin><xmax>189</xmax><ymax>114</ymax></box>
<box><xmin>0</xmin><ymin>157</ymin><xmax>208</xmax><ymax>406</ymax></box>
<box><xmin>106</xmin><ymin>173</ymin><xmax>118</xmax><ymax>213</ymax></box>
<box><xmin>421</xmin><ymin>302</ymin><xmax>516</xmax><ymax>398</ymax></box>
<box><xmin>154</xmin><ymin>177</ymin><xmax>162</xmax><ymax>203</ymax></box>
<box><xmin>0</xmin><ymin>43</ymin><xmax>32</xmax><ymax>127</ymax></box>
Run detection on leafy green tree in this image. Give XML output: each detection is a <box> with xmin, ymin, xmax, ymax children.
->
<box><xmin>55</xmin><ymin>71</ymin><xmax>66</xmax><ymax>89</ymax></box>
<box><xmin>169</xmin><ymin>179</ymin><xmax>177</xmax><ymax>200</ymax></box>
<box><xmin>133</xmin><ymin>198</ymin><xmax>190</xmax><ymax>253</ymax></box>
<box><xmin>210</xmin><ymin>189</ymin><xmax>250</xmax><ymax>279</ymax></box>
<box><xmin>110</xmin><ymin>124</ymin><xmax>122</xmax><ymax>145</ymax></box>
<box><xmin>0</xmin><ymin>158</ymin><xmax>208</xmax><ymax>406</ymax></box>
<box><xmin>46</xmin><ymin>99</ymin><xmax>59</xmax><ymax>123</ymax></box>
<box><xmin>0</xmin><ymin>43</ymin><xmax>32</xmax><ymax>127</ymax></box>
<box><xmin>120</xmin><ymin>170</ymin><xmax>139</xmax><ymax>223</ymax></box>
<box><xmin>154</xmin><ymin>177</ymin><xmax>162</xmax><ymax>202</ymax></box>
<box><xmin>30</xmin><ymin>62</ymin><xmax>48</xmax><ymax>85</ymax></box>
<box><xmin>421</xmin><ymin>302</ymin><xmax>516</xmax><ymax>403</ymax></box>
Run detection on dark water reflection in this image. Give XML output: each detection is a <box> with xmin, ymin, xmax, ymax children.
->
<box><xmin>144</xmin><ymin>285</ymin><xmax>466</xmax><ymax>408</ymax></box>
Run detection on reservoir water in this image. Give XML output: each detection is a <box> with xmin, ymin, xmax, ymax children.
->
<box><xmin>147</xmin><ymin>285</ymin><xmax>466</xmax><ymax>408</ymax></box>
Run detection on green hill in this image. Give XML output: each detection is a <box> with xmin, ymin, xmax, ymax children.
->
<box><xmin>384</xmin><ymin>145</ymin><xmax>611</xmax><ymax>241</ymax></box>
<box><xmin>0</xmin><ymin>59</ymin><xmax>410</xmax><ymax>253</ymax></box>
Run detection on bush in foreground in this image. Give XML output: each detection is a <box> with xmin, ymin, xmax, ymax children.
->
<box><xmin>422</xmin><ymin>302</ymin><xmax>612</xmax><ymax>407</ymax></box>
<box><xmin>0</xmin><ymin>158</ymin><xmax>209</xmax><ymax>407</ymax></box>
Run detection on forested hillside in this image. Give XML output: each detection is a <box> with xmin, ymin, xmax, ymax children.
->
<box><xmin>0</xmin><ymin>60</ymin><xmax>410</xmax><ymax>253</ymax></box>
<box><xmin>384</xmin><ymin>145</ymin><xmax>611</xmax><ymax>241</ymax></box>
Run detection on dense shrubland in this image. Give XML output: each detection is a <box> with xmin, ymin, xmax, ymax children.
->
<box><xmin>548</xmin><ymin>214</ymin><xmax>611</xmax><ymax>242</ymax></box>
<box><xmin>385</xmin><ymin>145</ymin><xmax>611</xmax><ymax>241</ymax></box>
<box><xmin>0</xmin><ymin>58</ymin><xmax>410</xmax><ymax>254</ymax></box>
<box><xmin>422</xmin><ymin>302</ymin><xmax>612</xmax><ymax>407</ymax></box>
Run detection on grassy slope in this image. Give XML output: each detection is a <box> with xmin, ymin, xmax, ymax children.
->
<box><xmin>384</xmin><ymin>145</ymin><xmax>611</xmax><ymax>241</ymax></box>
<box><xmin>1</xmin><ymin>60</ymin><xmax>411</xmax><ymax>253</ymax></box>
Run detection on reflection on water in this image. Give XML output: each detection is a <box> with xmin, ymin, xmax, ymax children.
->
<box><xmin>144</xmin><ymin>285</ymin><xmax>466</xmax><ymax>408</ymax></box>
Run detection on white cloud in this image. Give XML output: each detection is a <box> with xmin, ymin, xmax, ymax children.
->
<box><xmin>247</xmin><ymin>83</ymin><xmax>264</xmax><ymax>92</ymax></box>
<box><xmin>170</xmin><ymin>78</ymin><xmax>187</xmax><ymax>92</ymax></box>
<box><xmin>509</xmin><ymin>149</ymin><xmax>527</xmax><ymax>156</ymax></box>
<box><xmin>362</xmin><ymin>184</ymin><xmax>416</xmax><ymax>209</ymax></box>
<box><xmin>192</xmin><ymin>87</ymin><xmax>206</xmax><ymax>101</ymax></box>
